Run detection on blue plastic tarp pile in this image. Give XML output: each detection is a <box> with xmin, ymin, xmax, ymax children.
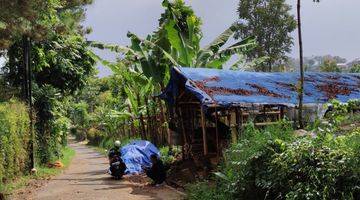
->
<box><xmin>121</xmin><ymin>140</ymin><xmax>160</xmax><ymax>174</ymax></box>
<box><xmin>160</xmin><ymin>67</ymin><xmax>360</xmax><ymax>107</ymax></box>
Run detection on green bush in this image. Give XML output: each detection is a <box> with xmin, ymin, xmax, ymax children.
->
<box><xmin>87</xmin><ymin>127</ymin><xmax>105</xmax><ymax>146</ymax></box>
<box><xmin>159</xmin><ymin>146</ymin><xmax>182</xmax><ymax>165</ymax></box>
<box><xmin>186</xmin><ymin>121</ymin><xmax>360</xmax><ymax>200</ymax></box>
<box><xmin>0</xmin><ymin>100</ymin><xmax>30</xmax><ymax>185</ymax></box>
<box><xmin>33</xmin><ymin>85</ymin><xmax>73</xmax><ymax>164</ymax></box>
<box><xmin>266</xmin><ymin>131</ymin><xmax>360</xmax><ymax>199</ymax></box>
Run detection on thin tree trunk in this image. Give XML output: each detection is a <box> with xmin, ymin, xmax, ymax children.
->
<box><xmin>136</xmin><ymin>94</ymin><xmax>146</xmax><ymax>139</ymax></box>
<box><xmin>23</xmin><ymin>36</ymin><xmax>35</xmax><ymax>170</ymax></box>
<box><xmin>127</xmin><ymin>104</ymin><xmax>136</xmax><ymax>137</ymax></box>
<box><xmin>144</xmin><ymin>96</ymin><xmax>154</xmax><ymax>143</ymax></box>
<box><xmin>297</xmin><ymin>0</ymin><xmax>305</xmax><ymax>129</ymax></box>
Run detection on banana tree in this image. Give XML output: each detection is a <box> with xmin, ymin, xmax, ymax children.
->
<box><xmin>90</xmin><ymin>21</ymin><xmax>255</xmax><ymax>83</ymax></box>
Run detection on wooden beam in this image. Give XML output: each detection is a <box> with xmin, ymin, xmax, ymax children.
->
<box><xmin>200</xmin><ymin>106</ymin><xmax>208</xmax><ymax>156</ymax></box>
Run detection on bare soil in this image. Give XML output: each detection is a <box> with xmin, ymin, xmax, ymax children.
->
<box><xmin>10</xmin><ymin>141</ymin><xmax>183</xmax><ymax>200</ymax></box>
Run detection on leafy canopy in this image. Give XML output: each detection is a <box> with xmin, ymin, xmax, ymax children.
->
<box><xmin>319</xmin><ymin>58</ymin><xmax>341</xmax><ymax>72</ymax></box>
<box><xmin>0</xmin><ymin>0</ymin><xmax>92</xmax><ymax>50</ymax></box>
<box><xmin>235</xmin><ymin>0</ymin><xmax>297</xmax><ymax>72</ymax></box>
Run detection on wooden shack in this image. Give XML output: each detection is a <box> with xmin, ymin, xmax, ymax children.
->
<box><xmin>160</xmin><ymin>67</ymin><xmax>360</xmax><ymax>160</ymax></box>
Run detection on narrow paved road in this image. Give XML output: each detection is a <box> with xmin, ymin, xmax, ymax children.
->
<box><xmin>12</xmin><ymin>141</ymin><xmax>182</xmax><ymax>200</ymax></box>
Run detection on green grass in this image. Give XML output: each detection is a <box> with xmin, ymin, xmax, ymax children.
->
<box><xmin>0</xmin><ymin>147</ymin><xmax>75</xmax><ymax>195</ymax></box>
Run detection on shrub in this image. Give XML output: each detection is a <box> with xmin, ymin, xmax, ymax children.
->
<box><xmin>187</xmin><ymin>120</ymin><xmax>360</xmax><ymax>200</ymax></box>
<box><xmin>159</xmin><ymin>146</ymin><xmax>181</xmax><ymax>165</ymax></box>
<box><xmin>0</xmin><ymin>100</ymin><xmax>30</xmax><ymax>184</ymax></box>
<box><xmin>87</xmin><ymin>127</ymin><xmax>104</xmax><ymax>146</ymax></box>
<box><xmin>266</xmin><ymin>132</ymin><xmax>360</xmax><ymax>199</ymax></box>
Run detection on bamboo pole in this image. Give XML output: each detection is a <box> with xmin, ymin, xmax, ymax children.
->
<box><xmin>200</xmin><ymin>106</ymin><xmax>208</xmax><ymax>156</ymax></box>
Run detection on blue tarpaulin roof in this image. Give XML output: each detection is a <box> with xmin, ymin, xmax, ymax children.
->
<box><xmin>161</xmin><ymin>67</ymin><xmax>360</xmax><ymax>107</ymax></box>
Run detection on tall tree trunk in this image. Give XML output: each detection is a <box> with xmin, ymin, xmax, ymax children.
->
<box><xmin>297</xmin><ymin>0</ymin><xmax>304</xmax><ymax>129</ymax></box>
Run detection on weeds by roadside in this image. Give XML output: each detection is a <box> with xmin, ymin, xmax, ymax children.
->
<box><xmin>0</xmin><ymin>147</ymin><xmax>75</xmax><ymax>196</ymax></box>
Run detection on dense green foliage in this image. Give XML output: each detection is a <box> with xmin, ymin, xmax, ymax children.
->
<box><xmin>186</xmin><ymin>101</ymin><xmax>360</xmax><ymax>200</ymax></box>
<box><xmin>235</xmin><ymin>0</ymin><xmax>297</xmax><ymax>71</ymax></box>
<box><xmin>4</xmin><ymin>34</ymin><xmax>96</xmax><ymax>93</ymax></box>
<box><xmin>0</xmin><ymin>0</ymin><xmax>95</xmax><ymax>192</ymax></box>
<box><xmin>0</xmin><ymin>0</ymin><xmax>92</xmax><ymax>50</ymax></box>
<box><xmin>0</xmin><ymin>100</ymin><xmax>30</xmax><ymax>185</ymax></box>
<box><xmin>33</xmin><ymin>86</ymin><xmax>73</xmax><ymax>163</ymax></box>
<box><xmin>2</xmin><ymin>7</ymin><xmax>96</xmax><ymax>164</ymax></box>
<box><xmin>3</xmin><ymin>34</ymin><xmax>95</xmax><ymax>164</ymax></box>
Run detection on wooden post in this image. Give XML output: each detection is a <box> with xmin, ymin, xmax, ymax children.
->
<box><xmin>215</xmin><ymin>107</ymin><xmax>219</xmax><ymax>159</ymax></box>
<box><xmin>280</xmin><ymin>106</ymin><xmax>285</xmax><ymax>120</ymax></box>
<box><xmin>200</xmin><ymin>106</ymin><xmax>208</xmax><ymax>156</ymax></box>
<box><xmin>189</xmin><ymin>106</ymin><xmax>195</xmax><ymax>143</ymax></box>
<box><xmin>229</xmin><ymin>109</ymin><xmax>237</xmax><ymax>143</ymax></box>
<box><xmin>179</xmin><ymin>108</ymin><xmax>188</xmax><ymax>145</ymax></box>
<box><xmin>235</xmin><ymin>107</ymin><xmax>240</xmax><ymax>137</ymax></box>
<box><xmin>239</xmin><ymin>108</ymin><xmax>243</xmax><ymax>138</ymax></box>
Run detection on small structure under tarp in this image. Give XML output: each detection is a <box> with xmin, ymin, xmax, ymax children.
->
<box><xmin>160</xmin><ymin>67</ymin><xmax>360</xmax><ymax>161</ymax></box>
<box><xmin>121</xmin><ymin>140</ymin><xmax>160</xmax><ymax>174</ymax></box>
